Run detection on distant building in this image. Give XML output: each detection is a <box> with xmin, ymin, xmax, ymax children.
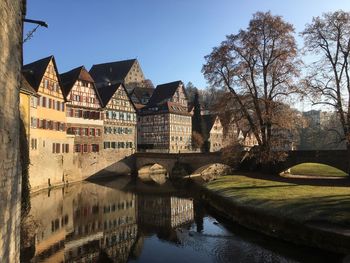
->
<box><xmin>89</xmin><ymin>59</ymin><xmax>145</xmax><ymax>89</ymax></box>
<box><xmin>128</xmin><ymin>85</ymin><xmax>155</xmax><ymax>106</ymax></box>
<box><xmin>202</xmin><ymin>115</ymin><xmax>224</xmax><ymax>152</ymax></box>
<box><xmin>22</xmin><ymin>55</ymin><xmax>74</xmax><ymax>191</ymax></box>
<box><xmin>303</xmin><ymin>110</ymin><xmax>321</xmax><ymax>127</ymax></box>
<box><xmin>60</xmin><ymin>66</ymin><xmax>103</xmax><ymax>155</ymax></box>
<box><xmin>138</xmin><ymin>81</ymin><xmax>192</xmax><ymax>153</ymax></box>
<box><xmin>222</xmin><ymin>121</ymin><xmax>259</xmax><ymax>150</ymax></box>
<box><xmin>97</xmin><ymin>82</ymin><xmax>137</xmax><ymax>155</ymax></box>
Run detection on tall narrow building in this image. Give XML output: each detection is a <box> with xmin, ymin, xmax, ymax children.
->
<box><xmin>138</xmin><ymin>81</ymin><xmax>192</xmax><ymax>153</ymax></box>
<box><xmin>22</xmin><ymin>56</ymin><xmax>74</xmax><ymax>191</ymax></box>
<box><xmin>60</xmin><ymin>66</ymin><xmax>103</xmax><ymax>152</ymax></box>
<box><xmin>97</xmin><ymin>82</ymin><xmax>137</xmax><ymax>159</ymax></box>
<box><xmin>60</xmin><ymin>66</ymin><xmax>104</xmax><ymax>177</ymax></box>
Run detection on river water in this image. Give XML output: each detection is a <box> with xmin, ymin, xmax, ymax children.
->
<box><xmin>20</xmin><ymin>176</ymin><xmax>347</xmax><ymax>263</ymax></box>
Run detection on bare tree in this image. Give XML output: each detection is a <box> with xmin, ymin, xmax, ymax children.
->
<box><xmin>302</xmin><ymin>10</ymin><xmax>350</xmax><ymax>154</ymax></box>
<box><xmin>202</xmin><ymin>11</ymin><xmax>301</xmax><ymax>163</ymax></box>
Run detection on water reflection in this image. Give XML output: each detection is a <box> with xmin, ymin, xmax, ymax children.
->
<box><xmin>21</xmin><ymin>177</ymin><xmax>346</xmax><ymax>263</ymax></box>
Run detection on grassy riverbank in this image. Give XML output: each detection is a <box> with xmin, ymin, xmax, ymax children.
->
<box><xmin>290</xmin><ymin>163</ymin><xmax>347</xmax><ymax>177</ymax></box>
<box><xmin>204</xmin><ymin>175</ymin><xmax>350</xmax><ymax>227</ymax></box>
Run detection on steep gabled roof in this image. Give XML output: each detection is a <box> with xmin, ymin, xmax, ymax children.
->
<box><xmin>59</xmin><ymin>66</ymin><xmax>101</xmax><ymax>104</ymax></box>
<box><xmin>147</xmin><ymin>80</ymin><xmax>183</xmax><ymax>106</ymax></box>
<box><xmin>20</xmin><ymin>73</ymin><xmax>37</xmax><ymax>96</ymax></box>
<box><xmin>97</xmin><ymin>82</ymin><xmax>136</xmax><ymax>111</ymax></box>
<box><xmin>60</xmin><ymin>66</ymin><xmax>94</xmax><ymax>96</ymax></box>
<box><xmin>89</xmin><ymin>59</ymin><xmax>136</xmax><ymax>85</ymax></box>
<box><xmin>22</xmin><ymin>55</ymin><xmax>61</xmax><ymax>91</ymax></box>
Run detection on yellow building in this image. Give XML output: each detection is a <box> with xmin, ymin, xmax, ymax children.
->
<box><xmin>19</xmin><ymin>74</ymin><xmax>38</xmax><ymax>141</ymax></box>
<box><xmin>22</xmin><ymin>56</ymin><xmax>74</xmax><ymax>191</ymax></box>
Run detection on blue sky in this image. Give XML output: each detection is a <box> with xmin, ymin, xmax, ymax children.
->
<box><xmin>24</xmin><ymin>0</ymin><xmax>350</xmax><ymax>90</ymax></box>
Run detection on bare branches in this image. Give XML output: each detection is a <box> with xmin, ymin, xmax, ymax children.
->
<box><xmin>203</xmin><ymin>11</ymin><xmax>301</xmax><ymax>162</ymax></box>
<box><xmin>302</xmin><ymin>10</ymin><xmax>350</xmax><ymax>149</ymax></box>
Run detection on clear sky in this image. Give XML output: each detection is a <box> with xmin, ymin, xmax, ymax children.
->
<box><xmin>24</xmin><ymin>0</ymin><xmax>350</xmax><ymax>91</ymax></box>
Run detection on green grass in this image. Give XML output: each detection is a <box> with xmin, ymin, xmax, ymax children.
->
<box><xmin>205</xmin><ymin>175</ymin><xmax>350</xmax><ymax>226</ymax></box>
<box><xmin>290</xmin><ymin>163</ymin><xmax>347</xmax><ymax>177</ymax></box>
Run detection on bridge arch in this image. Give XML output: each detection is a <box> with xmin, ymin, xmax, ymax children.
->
<box><xmin>280</xmin><ymin>162</ymin><xmax>347</xmax><ymax>177</ymax></box>
<box><xmin>276</xmin><ymin>150</ymin><xmax>349</xmax><ymax>175</ymax></box>
<box><xmin>137</xmin><ymin>163</ymin><xmax>169</xmax><ymax>184</ymax></box>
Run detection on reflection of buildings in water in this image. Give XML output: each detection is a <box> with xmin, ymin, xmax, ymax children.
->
<box><xmin>138</xmin><ymin>196</ymin><xmax>194</xmax><ymax>230</ymax></box>
<box><xmin>26</xmin><ymin>182</ymin><xmax>138</xmax><ymax>263</ymax></box>
<box><xmin>28</xmin><ymin>186</ymin><xmax>75</xmax><ymax>263</ymax></box>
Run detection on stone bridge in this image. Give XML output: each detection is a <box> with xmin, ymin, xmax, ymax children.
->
<box><xmin>134</xmin><ymin>152</ymin><xmax>224</xmax><ymax>177</ymax></box>
<box><xmin>274</xmin><ymin>150</ymin><xmax>348</xmax><ymax>174</ymax></box>
<box><xmin>90</xmin><ymin>150</ymin><xmax>349</xmax><ymax>179</ymax></box>
<box><xmin>91</xmin><ymin>152</ymin><xmax>224</xmax><ymax>179</ymax></box>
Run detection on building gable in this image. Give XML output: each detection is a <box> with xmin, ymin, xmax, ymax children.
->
<box><xmin>209</xmin><ymin>116</ymin><xmax>223</xmax><ymax>134</ymax></box>
<box><xmin>124</xmin><ymin>60</ymin><xmax>145</xmax><ymax>85</ymax></box>
<box><xmin>171</xmin><ymin>83</ymin><xmax>188</xmax><ymax>107</ymax></box>
<box><xmin>38</xmin><ymin>59</ymin><xmax>65</xmax><ymax>100</ymax></box>
<box><xmin>105</xmin><ymin>84</ymin><xmax>136</xmax><ymax>113</ymax></box>
<box><xmin>62</xmin><ymin>66</ymin><xmax>101</xmax><ymax>108</ymax></box>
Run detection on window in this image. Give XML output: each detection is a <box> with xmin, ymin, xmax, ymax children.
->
<box><xmin>89</xmin><ymin>128</ymin><xmax>95</xmax><ymax>136</ymax></box>
<box><xmin>67</xmin><ymin>107</ymin><xmax>74</xmax><ymax>117</ymax></box>
<box><xmin>92</xmin><ymin>144</ymin><xmax>99</xmax><ymax>152</ymax></box>
<box><xmin>31</xmin><ymin>138</ymin><xmax>37</xmax><ymax>150</ymax></box>
<box><xmin>52</xmin><ymin>143</ymin><xmax>60</xmax><ymax>153</ymax></box>
<box><xmin>56</xmin><ymin>143</ymin><xmax>60</xmax><ymax>153</ymax></box>
<box><xmin>83</xmin><ymin>144</ymin><xmax>88</xmax><ymax>153</ymax></box>
<box><xmin>53</xmin><ymin>83</ymin><xmax>59</xmax><ymax>92</ymax></box>
<box><xmin>96</xmin><ymin>129</ymin><xmax>101</xmax><ymax>136</ymax></box>
<box><xmin>30</xmin><ymin>97</ymin><xmax>38</xmax><ymax>108</ymax></box>
<box><xmin>44</xmin><ymin>79</ymin><xmax>49</xmax><ymax>89</ymax></box>
<box><xmin>30</xmin><ymin>117</ymin><xmax>37</xmax><ymax>128</ymax></box>
<box><xmin>74</xmin><ymin>109</ymin><xmax>80</xmax><ymax>118</ymax></box>
<box><xmin>74</xmin><ymin>144</ymin><xmax>81</xmax><ymax>153</ymax></box>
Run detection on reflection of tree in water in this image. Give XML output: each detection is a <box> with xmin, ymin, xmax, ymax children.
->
<box><xmin>194</xmin><ymin>200</ymin><xmax>205</xmax><ymax>233</ymax></box>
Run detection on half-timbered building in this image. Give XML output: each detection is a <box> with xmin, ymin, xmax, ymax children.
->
<box><xmin>97</xmin><ymin>82</ymin><xmax>137</xmax><ymax>156</ymax></box>
<box><xmin>22</xmin><ymin>56</ymin><xmax>74</xmax><ymax>191</ymax></box>
<box><xmin>60</xmin><ymin>66</ymin><xmax>103</xmax><ymax>154</ymax></box>
<box><xmin>138</xmin><ymin>81</ymin><xmax>192</xmax><ymax>152</ymax></box>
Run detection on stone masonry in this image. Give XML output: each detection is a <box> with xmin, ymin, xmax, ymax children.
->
<box><xmin>0</xmin><ymin>1</ymin><xmax>24</xmax><ymax>262</ymax></box>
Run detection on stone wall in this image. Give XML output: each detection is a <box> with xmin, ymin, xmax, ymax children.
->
<box><xmin>0</xmin><ymin>1</ymin><xmax>24</xmax><ymax>262</ymax></box>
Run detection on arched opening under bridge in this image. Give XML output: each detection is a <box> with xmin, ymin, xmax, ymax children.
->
<box><xmin>138</xmin><ymin>163</ymin><xmax>169</xmax><ymax>184</ymax></box>
<box><xmin>281</xmin><ymin>162</ymin><xmax>347</xmax><ymax>178</ymax></box>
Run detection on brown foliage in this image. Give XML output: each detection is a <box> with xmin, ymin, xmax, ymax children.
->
<box><xmin>203</xmin><ymin>11</ymin><xmax>302</xmax><ymax>162</ymax></box>
<box><xmin>192</xmin><ymin>131</ymin><xmax>205</xmax><ymax>150</ymax></box>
